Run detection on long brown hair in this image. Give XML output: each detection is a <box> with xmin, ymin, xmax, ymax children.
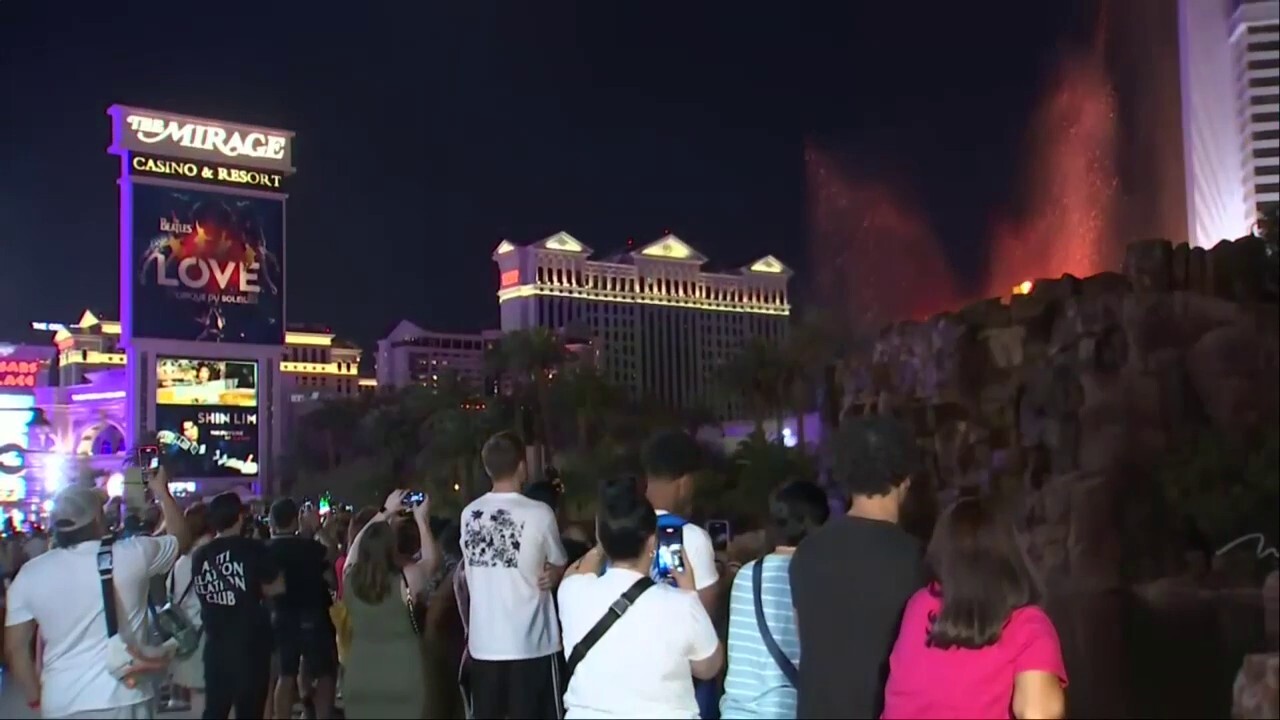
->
<box><xmin>345</xmin><ymin>507</ymin><xmax>378</xmax><ymax>554</ymax></box>
<box><xmin>348</xmin><ymin>521</ymin><xmax>399</xmax><ymax>605</ymax></box>
<box><xmin>925</xmin><ymin>496</ymin><xmax>1037</xmax><ymax>650</ymax></box>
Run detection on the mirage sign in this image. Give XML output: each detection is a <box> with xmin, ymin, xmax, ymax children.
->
<box><xmin>108</xmin><ymin>105</ymin><xmax>294</xmax><ymax>173</ymax></box>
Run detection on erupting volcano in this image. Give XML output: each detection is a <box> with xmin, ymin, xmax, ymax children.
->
<box><xmin>805</xmin><ymin>144</ymin><xmax>962</xmax><ymax>333</ymax></box>
<box><xmin>807</xmin><ymin>12</ymin><xmax>1121</xmax><ymax>325</ymax></box>
<box><xmin>984</xmin><ymin>32</ymin><xmax>1120</xmax><ymax>298</ymax></box>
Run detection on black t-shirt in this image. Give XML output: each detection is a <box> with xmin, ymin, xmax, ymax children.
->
<box><xmin>267</xmin><ymin>534</ymin><xmax>332</xmax><ymax>616</ymax></box>
<box><xmin>192</xmin><ymin>535</ymin><xmax>279</xmax><ymax>653</ymax></box>
<box><xmin>789</xmin><ymin>515</ymin><xmax>926</xmax><ymax>719</ymax></box>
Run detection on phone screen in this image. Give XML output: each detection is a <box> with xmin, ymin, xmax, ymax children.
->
<box><xmin>656</xmin><ymin>526</ymin><xmax>685</xmax><ymax>578</ymax></box>
<box><xmin>707</xmin><ymin>520</ymin><xmax>731</xmax><ymax>552</ymax></box>
<box><xmin>403</xmin><ymin>491</ymin><xmax>426</xmax><ymax>507</ymax></box>
<box><xmin>136</xmin><ymin>445</ymin><xmax>160</xmax><ymax>472</ymax></box>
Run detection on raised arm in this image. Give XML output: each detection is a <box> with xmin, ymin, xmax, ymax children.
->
<box><xmin>347</xmin><ymin>490</ymin><xmax>405</xmax><ymax>567</ymax></box>
<box><xmin>147</xmin><ymin>466</ymin><xmax>191</xmax><ymax>555</ymax></box>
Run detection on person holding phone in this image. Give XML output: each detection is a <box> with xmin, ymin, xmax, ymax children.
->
<box><xmin>558</xmin><ymin>476</ymin><xmax>723</xmax><ymax>718</ymax></box>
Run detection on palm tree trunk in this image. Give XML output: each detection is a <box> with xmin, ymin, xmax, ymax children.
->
<box><xmin>796</xmin><ymin>408</ymin><xmax>808</xmax><ymax>451</ymax></box>
<box><xmin>537</xmin><ymin>381</ymin><xmax>554</xmax><ymax>463</ymax></box>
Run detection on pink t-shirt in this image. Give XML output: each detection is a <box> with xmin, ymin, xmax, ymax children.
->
<box><xmin>882</xmin><ymin>587</ymin><xmax>1068</xmax><ymax>719</ymax></box>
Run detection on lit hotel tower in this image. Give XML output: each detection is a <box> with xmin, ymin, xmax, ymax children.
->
<box><xmin>493</xmin><ymin>232</ymin><xmax>791</xmax><ymax>416</ymax></box>
<box><xmin>1178</xmin><ymin>0</ymin><xmax>1280</xmax><ymax>248</ymax></box>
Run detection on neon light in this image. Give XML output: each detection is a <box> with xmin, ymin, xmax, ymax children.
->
<box><xmin>65</xmin><ymin>309</ymin><xmax>333</xmax><ymax>347</ymax></box>
<box><xmin>638</xmin><ymin>235</ymin><xmax>697</xmax><ymax>260</ymax></box>
<box><xmin>748</xmin><ymin>256</ymin><xmax>786</xmax><ymax>273</ymax></box>
<box><xmin>169</xmin><ymin>481</ymin><xmax>197</xmax><ymax>496</ymax></box>
<box><xmin>77</xmin><ymin>310</ymin><xmax>101</xmax><ymax>328</ymax></box>
<box><xmin>105</xmin><ymin>472</ymin><xmax>125</xmax><ymax>498</ymax></box>
<box><xmin>543</xmin><ymin>233</ymin><xmax>585</xmax><ymax>252</ymax></box>
<box><xmin>280</xmin><ymin>361</ymin><xmax>356</xmax><ymax>376</ymax></box>
<box><xmin>500</xmin><ymin>269</ymin><xmax>520</xmax><ymax>288</ymax></box>
<box><xmin>285</xmin><ymin>332</ymin><xmax>333</xmax><ymax>347</ymax></box>
<box><xmin>30</xmin><ymin>322</ymin><xmax>68</xmax><ymax>332</ymax></box>
<box><xmin>496</xmin><ymin>283</ymin><xmax>791</xmax><ymax>316</ymax></box>
<box><xmin>0</xmin><ymin>394</ymin><xmax>32</xmax><ymax>501</ymax></box>
<box><xmin>59</xmin><ymin>351</ymin><xmax>126</xmax><ymax>366</ymax></box>
<box><xmin>71</xmin><ymin>390</ymin><xmax>128</xmax><ymax>402</ymax></box>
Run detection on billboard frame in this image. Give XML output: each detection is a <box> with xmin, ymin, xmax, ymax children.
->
<box><xmin>118</xmin><ymin>175</ymin><xmax>289</xmax><ymax>348</ymax></box>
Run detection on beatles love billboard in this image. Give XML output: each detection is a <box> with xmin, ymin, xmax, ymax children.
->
<box><xmin>131</xmin><ymin>185</ymin><xmax>284</xmax><ymax>344</ymax></box>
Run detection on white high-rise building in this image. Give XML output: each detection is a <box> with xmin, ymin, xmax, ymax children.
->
<box><xmin>493</xmin><ymin>232</ymin><xmax>791</xmax><ymax>416</ymax></box>
<box><xmin>1178</xmin><ymin>0</ymin><xmax>1279</xmax><ymax>248</ymax></box>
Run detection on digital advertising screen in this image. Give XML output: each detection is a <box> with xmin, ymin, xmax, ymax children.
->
<box><xmin>131</xmin><ymin>184</ymin><xmax>284</xmax><ymax>344</ymax></box>
<box><xmin>155</xmin><ymin>357</ymin><xmax>259</xmax><ymax>477</ymax></box>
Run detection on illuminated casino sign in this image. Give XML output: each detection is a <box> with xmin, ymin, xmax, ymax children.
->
<box><xmin>108</xmin><ymin>106</ymin><xmax>294</xmax><ymax>173</ymax></box>
<box><xmin>0</xmin><ymin>395</ymin><xmax>33</xmax><ymax>501</ymax></box>
<box><xmin>130</xmin><ymin>154</ymin><xmax>284</xmax><ymax>190</ymax></box>
<box><xmin>0</xmin><ymin>360</ymin><xmax>40</xmax><ymax>389</ymax></box>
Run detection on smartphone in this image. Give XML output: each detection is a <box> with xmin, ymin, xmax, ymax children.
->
<box><xmin>656</xmin><ymin>524</ymin><xmax>685</xmax><ymax>580</ymax></box>
<box><xmin>706</xmin><ymin>519</ymin><xmax>731</xmax><ymax>553</ymax></box>
<box><xmin>403</xmin><ymin>490</ymin><xmax>427</xmax><ymax>507</ymax></box>
<box><xmin>318</xmin><ymin>492</ymin><xmax>331</xmax><ymax>516</ymax></box>
<box><xmin>136</xmin><ymin>445</ymin><xmax>160</xmax><ymax>472</ymax></box>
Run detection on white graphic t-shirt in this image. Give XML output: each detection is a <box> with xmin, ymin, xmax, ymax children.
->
<box><xmin>461</xmin><ymin>491</ymin><xmax>567</xmax><ymax>660</ymax></box>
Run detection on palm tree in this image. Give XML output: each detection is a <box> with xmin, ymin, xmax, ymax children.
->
<box><xmin>718</xmin><ymin>338</ymin><xmax>787</xmax><ymax>439</ymax></box>
<box><xmin>554</xmin><ymin>365</ymin><xmax>623</xmax><ymax>451</ymax></box>
<box><xmin>780</xmin><ymin>310</ymin><xmax>843</xmax><ymax>451</ymax></box>
<box><xmin>489</xmin><ymin>328</ymin><xmax>568</xmax><ymax>461</ymax></box>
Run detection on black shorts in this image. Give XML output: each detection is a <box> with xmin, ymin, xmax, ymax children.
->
<box><xmin>469</xmin><ymin>652</ymin><xmax>565</xmax><ymax>720</ymax></box>
<box><xmin>272</xmin><ymin>610</ymin><xmax>338</xmax><ymax>678</ymax></box>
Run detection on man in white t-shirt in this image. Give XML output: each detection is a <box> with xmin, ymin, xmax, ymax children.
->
<box><xmin>641</xmin><ymin>429</ymin><xmax>723</xmax><ymax>719</ymax></box>
<box><xmin>4</xmin><ymin>472</ymin><xmax>190</xmax><ymax>719</ymax></box>
<box><xmin>641</xmin><ymin>430</ymin><xmax>720</xmax><ymax>611</ymax></box>
<box><xmin>461</xmin><ymin>431</ymin><xmax>568</xmax><ymax>719</ymax></box>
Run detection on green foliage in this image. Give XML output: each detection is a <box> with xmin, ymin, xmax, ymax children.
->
<box><xmin>1159</xmin><ymin>426</ymin><xmax>1280</xmax><ymax>552</ymax></box>
<box><xmin>285</xmin><ymin>326</ymin><xmax>840</xmax><ymax>526</ymax></box>
<box><xmin>695</xmin><ymin>431</ymin><xmax>816</xmax><ymax>523</ymax></box>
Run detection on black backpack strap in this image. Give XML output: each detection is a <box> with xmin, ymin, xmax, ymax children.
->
<box><xmin>565</xmin><ymin>576</ymin><xmax>654</xmax><ymax>681</ymax></box>
<box><xmin>97</xmin><ymin>536</ymin><xmax>119</xmax><ymax>638</ymax></box>
<box><xmin>753</xmin><ymin>558</ymin><xmax>798</xmax><ymax>686</ymax></box>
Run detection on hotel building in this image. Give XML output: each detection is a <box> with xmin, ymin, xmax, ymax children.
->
<box><xmin>375</xmin><ymin>321</ymin><xmax>500</xmax><ymax>392</ymax></box>
<box><xmin>492</xmin><ymin>231</ymin><xmax>792</xmax><ymax>416</ymax></box>
<box><xmin>50</xmin><ymin>309</ymin><xmax>370</xmax><ymax>404</ymax></box>
<box><xmin>1179</xmin><ymin>0</ymin><xmax>1280</xmax><ymax>247</ymax></box>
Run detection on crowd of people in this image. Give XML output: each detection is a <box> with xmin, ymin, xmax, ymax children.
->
<box><xmin>3</xmin><ymin>416</ymin><xmax>1069</xmax><ymax>719</ymax></box>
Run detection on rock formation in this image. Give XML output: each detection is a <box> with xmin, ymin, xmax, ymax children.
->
<box><xmin>836</xmin><ymin>234</ymin><xmax>1279</xmax><ymax>591</ymax></box>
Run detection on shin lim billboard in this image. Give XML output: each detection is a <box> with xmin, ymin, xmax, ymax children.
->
<box><xmin>131</xmin><ymin>184</ymin><xmax>285</xmax><ymax>344</ymax></box>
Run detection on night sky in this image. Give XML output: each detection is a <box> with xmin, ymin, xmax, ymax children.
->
<box><xmin>1</xmin><ymin>1</ymin><xmax>1133</xmax><ymax>349</ymax></box>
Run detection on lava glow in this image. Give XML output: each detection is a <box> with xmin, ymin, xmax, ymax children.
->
<box><xmin>805</xmin><ymin>143</ymin><xmax>962</xmax><ymax>331</ymax></box>
<box><xmin>984</xmin><ymin>35</ymin><xmax>1120</xmax><ymax>297</ymax></box>
<box><xmin>807</xmin><ymin>18</ymin><xmax>1121</xmax><ymax>323</ymax></box>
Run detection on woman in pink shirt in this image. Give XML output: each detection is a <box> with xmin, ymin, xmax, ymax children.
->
<box><xmin>883</xmin><ymin>496</ymin><xmax>1067</xmax><ymax>719</ymax></box>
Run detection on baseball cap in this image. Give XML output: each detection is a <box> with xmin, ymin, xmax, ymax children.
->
<box><xmin>50</xmin><ymin>485</ymin><xmax>108</xmax><ymax>532</ymax></box>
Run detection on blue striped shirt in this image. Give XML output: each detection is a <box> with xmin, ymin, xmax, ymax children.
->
<box><xmin>720</xmin><ymin>554</ymin><xmax>799</xmax><ymax>720</ymax></box>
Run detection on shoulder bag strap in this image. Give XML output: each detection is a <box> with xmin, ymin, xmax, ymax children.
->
<box><xmin>401</xmin><ymin>570</ymin><xmax>423</xmax><ymax>636</ymax></box>
<box><xmin>565</xmin><ymin>576</ymin><xmax>654</xmax><ymax>681</ymax></box>
<box><xmin>97</xmin><ymin>536</ymin><xmax>120</xmax><ymax>638</ymax></box>
<box><xmin>753</xmin><ymin>558</ymin><xmax>798</xmax><ymax>686</ymax></box>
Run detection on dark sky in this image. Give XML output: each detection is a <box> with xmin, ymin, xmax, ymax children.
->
<box><xmin>0</xmin><ymin>1</ymin><xmax>1102</xmax><ymax>348</ymax></box>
